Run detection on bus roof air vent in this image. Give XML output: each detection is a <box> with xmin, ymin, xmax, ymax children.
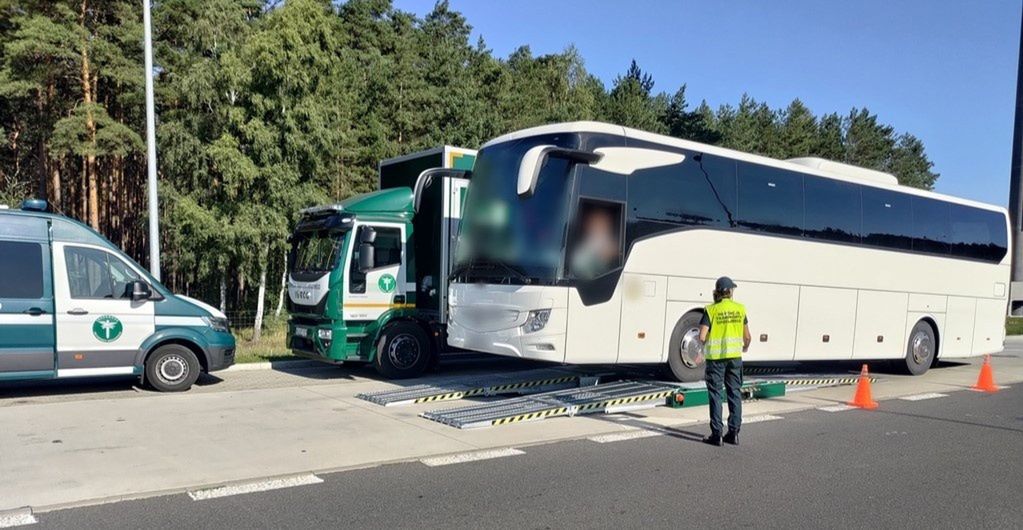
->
<box><xmin>786</xmin><ymin>157</ymin><xmax>898</xmax><ymax>186</ymax></box>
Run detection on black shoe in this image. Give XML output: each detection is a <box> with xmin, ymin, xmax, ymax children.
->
<box><xmin>702</xmin><ymin>433</ymin><xmax>723</xmax><ymax>446</ymax></box>
<box><xmin>723</xmin><ymin>431</ymin><xmax>739</xmax><ymax>446</ymax></box>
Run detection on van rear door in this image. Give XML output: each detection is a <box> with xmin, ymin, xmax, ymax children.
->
<box><xmin>0</xmin><ymin>219</ymin><xmax>56</xmax><ymax>377</ymax></box>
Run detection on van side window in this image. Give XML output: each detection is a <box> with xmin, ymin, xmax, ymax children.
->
<box><xmin>65</xmin><ymin>247</ymin><xmax>141</xmax><ymax>299</ymax></box>
<box><xmin>0</xmin><ymin>241</ymin><xmax>44</xmax><ymax>299</ymax></box>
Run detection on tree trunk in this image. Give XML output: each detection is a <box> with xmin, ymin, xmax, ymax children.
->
<box><xmin>49</xmin><ymin>159</ymin><xmax>61</xmax><ymax>210</ymax></box>
<box><xmin>219</xmin><ymin>272</ymin><xmax>227</xmax><ymax>313</ymax></box>
<box><xmin>274</xmin><ymin>249</ymin><xmax>287</xmax><ymax>317</ymax></box>
<box><xmin>252</xmin><ymin>246</ymin><xmax>268</xmax><ymax>341</ymax></box>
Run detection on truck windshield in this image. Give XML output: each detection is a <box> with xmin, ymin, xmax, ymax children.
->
<box><xmin>292</xmin><ymin>230</ymin><xmax>347</xmax><ymax>274</ymax></box>
<box><xmin>454</xmin><ymin>135</ymin><xmax>578</xmax><ymax>283</ymax></box>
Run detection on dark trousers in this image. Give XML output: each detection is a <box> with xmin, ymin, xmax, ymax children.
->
<box><xmin>705</xmin><ymin>358</ymin><xmax>743</xmax><ymax>435</ymax></box>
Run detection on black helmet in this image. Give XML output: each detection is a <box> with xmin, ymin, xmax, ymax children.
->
<box><xmin>715</xmin><ymin>276</ymin><xmax>737</xmax><ymax>291</ymax></box>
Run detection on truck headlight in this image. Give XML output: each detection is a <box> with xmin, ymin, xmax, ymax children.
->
<box><xmin>317</xmin><ymin>329</ymin><xmax>333</xmax><ymax>340</ymax></box>
<box><xmin>521</xmin><ymin>309</ymin><xmax>551</xmax><ymax>334</ymax></box>
<box><xmin>202</xmin><ymin>316</ymin><xmax>230</xmax><ymax>333</ymax></box>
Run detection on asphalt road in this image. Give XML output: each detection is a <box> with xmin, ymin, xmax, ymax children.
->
<box><xmin>34</xmin><ymin>385</ymin><xmax>1023</xmax><ymax>529</ymax></box>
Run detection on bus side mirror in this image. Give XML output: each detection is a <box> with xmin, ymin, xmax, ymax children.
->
<box><xmin>517</xmin><ymin>145</ymin><xmax>602</xmax><ymax>197</ymax></box>
<box><xmin>130</xmin><ymin>280</ymin><xmax>152</xmax><ymax>301</ymax></box>
<box><xmin>358</xmin><ymin>243</ymin><xmax>375</xmax><ymax>273</ymax></box>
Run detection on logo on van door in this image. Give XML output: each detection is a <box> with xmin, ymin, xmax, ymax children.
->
<box><xmin>92</xmin><ymin>315</ymin><xmax>123</xmax><ymax>342</ymax></box>
<box><xmin>378</xmin><ymin>274</ymin><xmax>397</xmax><ymax>293</ymax></box>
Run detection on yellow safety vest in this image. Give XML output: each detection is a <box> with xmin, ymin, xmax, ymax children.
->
<box><xmin>704</xmin><ymin>299</ymin><xmax>746</xmax><ymax>361</ymax></box>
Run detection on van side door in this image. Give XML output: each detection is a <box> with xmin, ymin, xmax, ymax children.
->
<box><xmin>52</xmin><ymin>243</ymin><xmax>156</xmax><ymax>377</ymax></box>
<box><xmin>0</xmin><ymin>228</ymin><xmax>56</xmax><ymax>376</ymax></box>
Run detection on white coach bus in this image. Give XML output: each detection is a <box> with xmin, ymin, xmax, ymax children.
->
<box><xmin>447</xmin><ymin>121</ymin><xmax>1010</xmax><ymax>381</ymax></box>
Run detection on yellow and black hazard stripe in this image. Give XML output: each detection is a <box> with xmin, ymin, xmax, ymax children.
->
<box><xmin>411</xmin><ymin>375</ymin><xmax>577</xmax><ymax>404</ymax></box>
<box><xmin>577</xmin><ymin>390</ymin><xmax>675</xmax><ymax>413</ymax></box>
<box><xmin>491</xmin><ymin>407</ymin><xmax>569</xmax><ymax>426</ymax></box>
<box><xmin>414</xmin><ymin>390</ymin><xmax>473</xmax><ymax>403</ymax></box>
<box><xmin>784</xmin><ymin>377</ymin><xmax>877</xmax><ymax>386</ymax></box>
<box><xmin>488</xmin><ymin>375</ymin><xmax>577</xmax><ymax>394</ymax></box>
<box><xmin>743</xmin><ymin>367</ymin><xmax>787</xmax><ymax>375</ymax></box>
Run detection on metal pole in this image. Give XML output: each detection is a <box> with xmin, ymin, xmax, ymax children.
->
<box><xmin>143</xmin><ymin>0</ymin><xmax>161</xmax><ymax>281</ymax></box>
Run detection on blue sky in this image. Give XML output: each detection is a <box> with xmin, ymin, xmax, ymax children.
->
<box><xmin>393</xmin><ymin>0</ymin><xmax>1022</xmax><ymax>206</ymax></box>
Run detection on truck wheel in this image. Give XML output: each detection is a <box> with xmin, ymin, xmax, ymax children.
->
<box><xmin>375</xmin><ymin>321</ymin><xmax>433</xmax><ymax>379</ymax></box>
<box><xmin>667</xmin><ymin>312</ymin><xmax>706</xmax><ymax>382</ymax></box>
<box><xmin>903</xmin><ymin>320</ymin><xmax>936</xmax><ymax>376</ymax></box>
<box><xmin>145</xmin><ymin>344</ymin><xmax>201</xmax><ymax>392</ymax></box>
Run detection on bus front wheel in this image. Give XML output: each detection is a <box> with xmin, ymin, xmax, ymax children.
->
<box><xmin>374</xmin><ymin>321</ymin><xmax>433</xmax><ymax>379</ymax></box>
<box><xmin>903</xmin><ymin>320</ymin><xmax>936</xmax><ymax>376</ymax></box>
<box><xmin>667</xmin><ymin>312</ymin><xmax>706</xmax><ymax>382</ymax></box>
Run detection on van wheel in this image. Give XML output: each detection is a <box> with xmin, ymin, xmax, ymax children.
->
<box><xmin>903</xmin><ymin>320</ymin><xmax>936</xmax><ymax>376</ymax></box>
<box><xmin>667</xmin><ymin>312</ymin><xmax>706</xmax><ymax>382</ymax></box>
<box><xmin>145</xmin><ymin>344</ymin><xmax>201</xmax><ymax>392</ymax></box>
<box><xmin>375</xmin><ymin>322</ymin><xmax>433</xmax><ymax>379</ymax></box>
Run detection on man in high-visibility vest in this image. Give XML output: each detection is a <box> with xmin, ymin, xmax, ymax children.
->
<box><xmin>698</xmin><ymin>277</ymin><xmax>751</xmax><ymax>446</ymax></box>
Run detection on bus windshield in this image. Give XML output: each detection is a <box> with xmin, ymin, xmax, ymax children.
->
<box><xmin>454</xmin><ymin>135</ymin><xmax>578</xmax><ymax>284</ymax></box>
<box><xmin>291</xmin><ymin>229</ymin><xmax>347</xmax><ymax>274</ymax></box>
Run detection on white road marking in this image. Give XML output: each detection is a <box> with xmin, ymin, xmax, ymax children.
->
<box><xmin>588</xmin><ymin>430</ymin><xmax>664</xmax><ymax>444</ymax></box>
<box><xmin>187</xmin><ymin>474</ymin><xmax>323</xmax><ymax>501</ymax></box>
<box><xmin>742</xmin><ymin>414</ymin><xmax>783</xmax><ymax>424</ymax></box>
<box><xmin>420</xmin><ymin>448</ymin><xmax>525</xmax><ymax>467</ymax></box>
<box><xmin>0</xmin><ymin>508</ymin><xmax>37</xmax><ymax>528</ymax></box>
<box><xmin>819</xmin><ymin>404</ymin><xmax>856</xmax><ymax>412</ymax></box>
<box><xmin>900</xmin><ymin>392</ymin><xmax>948</xmax><ymax>401</ymax></box>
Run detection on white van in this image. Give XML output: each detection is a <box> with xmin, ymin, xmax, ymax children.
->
<box><xmin>0</xmin><ymin>200</ymin><xmax>235</xmax><ymax>391</ymax></box>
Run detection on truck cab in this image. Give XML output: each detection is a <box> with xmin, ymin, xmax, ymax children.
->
<box><xmin>286</xmin><ymin>147</ymin><xmax>475</xmax><ymax>378</ymax></box>
<box><xmin>0</xmin><ymin>200</ymin><xmax>235</xmax><ymax>391</ymax></box>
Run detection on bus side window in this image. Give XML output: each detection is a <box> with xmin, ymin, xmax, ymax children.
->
<box><xmin>568</xmin><ymin>200</ymin><xmax>624</xmax><ymax>280</ymax></box>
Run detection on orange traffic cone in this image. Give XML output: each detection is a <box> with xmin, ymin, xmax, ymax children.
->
<box><xmin>847</xmin><ymin>364</ymin><xmax>879</xmax><ymax>410</ymax></box>
<box><xmin>971</xmin><ymin>355</ymin><xmax>999</xmax><ymax>393</ymax></box>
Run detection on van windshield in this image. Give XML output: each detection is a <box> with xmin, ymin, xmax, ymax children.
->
<box><xmin>292</xmin><ymin>230</ymin><xmax>347</xmax><ymax>274</ymax></box>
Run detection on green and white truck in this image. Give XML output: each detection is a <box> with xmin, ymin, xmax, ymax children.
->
<box><xmin>286</xmin><ymin>146</ymin><xmax>476</xmax><ymax>378</ymax></box>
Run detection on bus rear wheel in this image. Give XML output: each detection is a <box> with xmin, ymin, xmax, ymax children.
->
<box><xmin>903</xmin><ymin>320</ymin><xmax>936</xmax><ymax>376</ymax></box>
<box><xmin>374</xmin><ymin>321</ymin><xmax>433</xmax><ymax>379</ymax></box>
<box><xmin>667</xmin><ymin>312</ymin><xmax>706</xmax><ymax>382</ymax></box>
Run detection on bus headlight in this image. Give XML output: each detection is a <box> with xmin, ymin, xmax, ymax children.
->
<box><xmin>202</xmin><ymin>316</ymin><xmax>230</xmax><ymax>333</ymax></box>
<box><xmin>522</xmin><ymin>309</ymin><xmax>551</xmax><ymax>334</ymax></box>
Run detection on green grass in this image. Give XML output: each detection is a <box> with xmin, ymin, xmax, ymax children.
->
<box><xmin>1006</xmin><ymin>317</ymin><xmax>1023</xmax><ymax>336</ymax></box>
<box><xmin>233</xmin><ymin>322</ymin><xmax>300</xmax><ymax>364</ymax></box>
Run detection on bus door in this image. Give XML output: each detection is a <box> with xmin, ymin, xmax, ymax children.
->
<box><xmin>344</xmin><ymin>223</ymin><xmax>407</xmax><ymax>322</ymax></box>
<box><xmin>52</xmin><ymin>243</ymin><xmax>155</xmax><ymax>377</ymax></box>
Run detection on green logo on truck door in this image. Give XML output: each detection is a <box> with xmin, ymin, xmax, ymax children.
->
<box><xmin>92</xmin><ymin>315</ymin><xmax>123</xmax><ymax>342</ymax></box>
<box><xmin>378</xmin><ymin>274</ymin><xmax>397</xmax><ymax>293</ymax></box>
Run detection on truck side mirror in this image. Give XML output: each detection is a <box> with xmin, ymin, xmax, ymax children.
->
<box><xmin>358</xmin><ymin>225</ymin><xmax>377</xmax><ymax>245</ymax></box>
<box><xmin>358</xmin><ymin>243</ymin><xmax>375</xmax><ymax>273</ymax></box>
<box><xmin>129</xmin><ymin>280</ymin><xmax>152</xmax><ymax>301</ymax></box>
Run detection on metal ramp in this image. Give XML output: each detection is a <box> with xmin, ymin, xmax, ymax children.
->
<box><xmin>420</xmin><ymin>380</ymin><xmax>787</xmax><ymax>429</ymax></box>
<box><xmin>355</xmin><ymin>368</ymin><xmax>587</xmax><ymax>407</ymax></box>
<box><xmin>420</xmin><ymin>381</ymin><xmax>680</xmax><ymax>429</ymax></box>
